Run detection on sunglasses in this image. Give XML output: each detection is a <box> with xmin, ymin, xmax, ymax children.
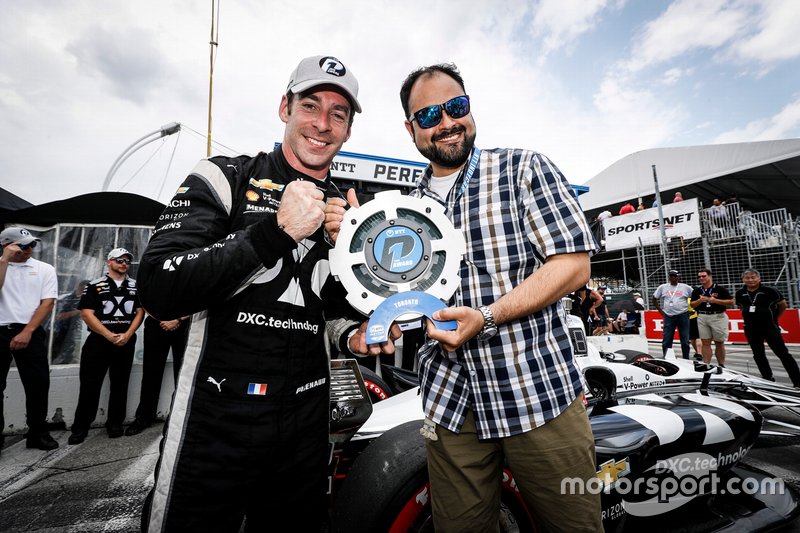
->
<box><xmin>114</xmin><ymin>258</ymin><xmax>132</xmax><ymax>265</ymax></box>
<box><xmin>17</xmin><ymin>241</ymin><xmax>37</xmax><ymax>250</ymax></box>
<box><xmin>408</xmin><ymin>95</ymin><xmax>470</xmax><ymax>129</ymax></box>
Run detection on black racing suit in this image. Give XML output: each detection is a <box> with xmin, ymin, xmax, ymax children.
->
<box><xmin>138</xmin><ymin>149</ymin><xmax>359</xmax><ymax>532</ymax></box>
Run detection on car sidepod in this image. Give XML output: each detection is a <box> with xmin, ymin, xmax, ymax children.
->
<box><xmin>590</xmin><ymin>388</ymin><xmax>799</xmax><ymax>531</ymax></box>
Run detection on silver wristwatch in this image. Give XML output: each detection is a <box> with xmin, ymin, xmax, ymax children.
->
<box><xmin>475</xmin><ymin>305</ymin><xmax>498</xmax><ymax>341</ymax></box>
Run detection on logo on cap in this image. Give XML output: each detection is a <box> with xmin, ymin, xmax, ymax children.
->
<box><xmin>319</xmin><ymin>56</ymin><xmax>346</xmax><ymax>77</ymax></box>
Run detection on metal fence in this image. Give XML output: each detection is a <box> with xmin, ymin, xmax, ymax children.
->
<box><xmin>592</xmin><ymin>202</ymin><xmax>800</xmax><ymax>308</ymax></box>
<box><xmin>18</xmin><ymin>223</ymin><xmax>153</xmax><ymax>365</ymax></box>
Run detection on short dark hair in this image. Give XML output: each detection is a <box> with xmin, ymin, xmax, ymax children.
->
<box><xmin>286</xmin><ymin>89</ymin><xmax>355</xmax><ymax>128</ymax></box>
<box><xmin>400</xmin><ymin>63</ymin><xmax>466</xmax><ymax>119</ymax></box>
<box><xmin>698</xmin><ymin>268</ymin><xmax>712</xmax><ymax>277</ymax></box>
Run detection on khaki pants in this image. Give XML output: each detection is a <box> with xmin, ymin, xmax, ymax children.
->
<box><xmin>425</xmin><ymin>396</ymin><xmax>602</xmax><ymax>533</ymax></box>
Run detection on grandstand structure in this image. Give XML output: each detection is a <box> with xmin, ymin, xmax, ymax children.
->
<box><xmin>582</xmin><ymin>138</ymin><xmax>800</xmax><ymax>307</ymax></box>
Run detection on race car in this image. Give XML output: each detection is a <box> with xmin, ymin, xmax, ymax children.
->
<box><xmin>567</xmin><ymin>314</ymin><xmax>800</xmax><ymax>439</ymax></box>
<box><xmin>327</xmin><ymin>360</ymin><xmax>800</xmax><ymax>532</ymax></box>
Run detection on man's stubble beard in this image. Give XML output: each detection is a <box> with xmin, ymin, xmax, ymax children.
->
<box><xmin>417</xmin><ymin>126</ymin><xmax>476</xmax><ymax>170</ymax></box>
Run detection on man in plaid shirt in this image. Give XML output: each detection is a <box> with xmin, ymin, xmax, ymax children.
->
<box><xmin>400</xmin><ymin>64</ymin><xmax>601</xmax><ymax>532</ymax></box>
<box><xmin>326</xmin><ymin>63</ymin><xmax>601</xmax><ymax>531</ymax></box>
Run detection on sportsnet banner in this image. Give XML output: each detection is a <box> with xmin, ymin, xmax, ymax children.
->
<box><xmin>644</xmin><ymin>309</ymin><xmax>800</xmax><ymax>344</ymax></box>
<box><xmin>602</xmin><ymin>198</ymin><xmax>701</xmax><ymax>251</ymax></box>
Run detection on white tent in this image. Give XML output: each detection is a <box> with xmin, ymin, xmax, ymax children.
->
<box><xmin>579</xmin><ymin>138</ymin><xmax>800</xmax><ymax>215</ymax></box>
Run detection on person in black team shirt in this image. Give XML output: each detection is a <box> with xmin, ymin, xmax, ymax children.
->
<box><xmin>136</xmin><ymin>55</ymin><xmax>399</xmax><ymax>532</ymax></box>
<box><xmin>124</xmin><ymin>314</ymin><xmax>189</xmax><ymax>436</ymax></box>
<box><xmin>735</xmin><ymin>268</ymin><xmax>800</xmax><ymax>387</ymax></box>
<box><xmin>68</xmin><ymin>248</ymin><xmax>144</xmax><ymax>443</ymax></box>
<box><xmin>690</xmin><ymin>268</ymin><xmax>733</xmax><ymax>366</ymax></box>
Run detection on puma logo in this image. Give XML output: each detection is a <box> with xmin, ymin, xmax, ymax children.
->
<box><xmin>207</xmin><ymin>376</ymin><xmax>226</xmax><ymax>392</ymax></box>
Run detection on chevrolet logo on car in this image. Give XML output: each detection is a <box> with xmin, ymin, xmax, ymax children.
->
<box><xmin>596</xmin><ymin>457</ymin><xmax>630</xmax><ymax>487</ymax></box>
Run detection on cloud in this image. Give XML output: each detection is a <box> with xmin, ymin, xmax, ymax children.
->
<box><xmin>530</xmin><ymin>0</ymin><xmax>619</xmax><ymax>59</ymax></box>
<box><xmin>728</xmin><ymin>1</ymin><xmax>800</xmax><ymax>63</ymax></box>
<box><xmin>2</xmin><ymin>0</ymin><xmax>799</xmax><ymax>205</ymax></box>
<box><xmin>623</xmin><ymin>0</ymin><xmax>748</xmax><ymax>72</ymax></box>
<box><xmin>66</xmin><ymin>28</ymin><xmax>168</xmax><ymax>105</ymax></box>
<box><xmin>714</xmin><ymin>95</ymin><xmax>800</xmax><ymax>143</ymax></box>
<box><xmin>662</xmin><ymin>66</ymin><xmax>691</xmax><ymax>85</ymax></box>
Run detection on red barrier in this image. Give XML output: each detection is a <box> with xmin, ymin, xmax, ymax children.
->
<box><xmin>644</xmin><ymin>309</ymin><xmax>800</xmax><ymax>343</ymax></box>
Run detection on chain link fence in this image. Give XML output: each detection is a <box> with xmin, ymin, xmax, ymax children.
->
<box><xmin>592</xmin><ymin>202</ymin><xmax>800</xmax><ymax>308</ymax></box>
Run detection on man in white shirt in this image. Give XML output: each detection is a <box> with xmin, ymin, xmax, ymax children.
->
<box><xmin>0</xmin><ymin>227</ymin><xmax>59</xmax><ymax>453</ymax></box>
<box><xmin>652</xmin><ymin>269</ymin><xmax>693</xmax><ymax>359</ymax></box>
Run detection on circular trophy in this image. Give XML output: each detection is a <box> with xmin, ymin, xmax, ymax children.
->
<box><xmin>329</xmin><ymin>190</ymin><xmax>466</xmax><ymax>342</ymax></box>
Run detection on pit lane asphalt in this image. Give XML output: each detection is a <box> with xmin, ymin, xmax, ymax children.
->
<box><xmin>0</xmin><ymin>343</ymin><xmax>799</xmax><ymax>532</ymax></box>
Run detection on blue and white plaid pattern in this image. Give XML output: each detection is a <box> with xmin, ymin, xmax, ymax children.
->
<box><xmin>412</xmin><ymin>148</ymin><xmax>598</xmax><ymax>439</ymax></box>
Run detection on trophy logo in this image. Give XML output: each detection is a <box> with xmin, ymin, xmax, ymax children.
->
<box><xmin>329</xmin><ymin>190</ymin><xmax>466</xmax><ymax>343</ymax></box>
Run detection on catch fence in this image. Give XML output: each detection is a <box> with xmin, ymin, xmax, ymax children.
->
<box><xmin>592</xmin><ymin>202</ymin><xmax>800</xmax><ymax>308</ymax></box>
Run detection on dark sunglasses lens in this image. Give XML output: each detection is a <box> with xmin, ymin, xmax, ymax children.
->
<box><xmin>444</xmin><ymin>96</ymin><xmax>470</xmax><ymax>119</ymax></box>
<box><xmin>115</xmin><ymin>258</ymin><xmax>131</xmax><ymax>265</ymax></box>
<box><xmin>415</xmin><ymin>105</ymin><xmax>443</xmax><ymax>129</ymax></box>
<box><xmin>19</xmin><ymin>242</ymin><xmax>36</xmax><ymax>250</ymax></box>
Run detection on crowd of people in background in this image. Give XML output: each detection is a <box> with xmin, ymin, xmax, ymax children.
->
<box><xmin>1</xmin><ymin>232</ymin><xmax>188</xmax><ymax>455</ymax></box>
<box><xmin>648</xmin><ymin>267</ymin><xmax>800</xmax><ymax>386</ymax></box>
<box><xmin>572</xmin><ymin>266</ymin><xmax>800</xmax><ymax>388</ymax></box>
<box><xmin>593</xmin><ymin>191</ymin><xmax>742</xmax><ymax>225</ymax></box>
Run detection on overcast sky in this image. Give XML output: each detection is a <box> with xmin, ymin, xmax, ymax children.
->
<box><xmin>2</xmin><ymin>0</ymin><xmax>799</xmax><ymax>205</ymax></box>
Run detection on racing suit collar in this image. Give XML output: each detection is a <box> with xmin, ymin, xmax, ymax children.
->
<box><xmin>271</xmin><ymin>147</ymin><xmax>332</xmax><ymax>195</ymax></box>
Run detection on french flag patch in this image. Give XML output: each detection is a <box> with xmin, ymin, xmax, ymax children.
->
<box><xmin>247</xmin><ymin>383</ymin><xmax>268</xmax><ymax>395</ymax></box>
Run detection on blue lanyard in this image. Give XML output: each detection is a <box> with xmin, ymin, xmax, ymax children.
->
<box><xmin>442</xmin><ymin>148</ymin><xmax>481</xmax><ymax>214</ymax></box>
<box><xmin>454</xmin><ymin>148</ymin><xmax>481</xmax><ymax>202</ymax></box>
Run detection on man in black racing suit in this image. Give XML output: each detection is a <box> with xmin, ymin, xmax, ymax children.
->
<box><xmin>138</xmin><ymin>56</ymin><xmax>391</xmax><ymax>532</ymax></box>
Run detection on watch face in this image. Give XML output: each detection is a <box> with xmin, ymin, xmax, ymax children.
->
<box><xmin>476</xmin><ymin>327</ymin><xmax>498</xmax><ymax>341</ymax></box>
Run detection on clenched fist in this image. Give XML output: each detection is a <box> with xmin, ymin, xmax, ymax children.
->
<box><xmin>277</xmin><ymin>180</ymin><xmax>326</xmax><ymax>242</ymax></box>
<box><xmin>324</xmin><ymin>188</ymin><xmax>359</xmax><ymax>243</ymax></box>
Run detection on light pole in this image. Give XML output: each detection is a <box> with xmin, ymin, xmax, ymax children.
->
<box><xmin>102</xmin><ymin>122</ymin><xmax>182</xmax><ymax>192</ymax></box>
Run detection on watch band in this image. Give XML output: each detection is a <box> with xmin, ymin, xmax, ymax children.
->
<box><xmin>477</xmin><ymin>305</ymin><xmax>497</xmax><ymax>340</ymax></box>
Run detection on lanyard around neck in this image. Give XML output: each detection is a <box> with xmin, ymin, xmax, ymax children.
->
<box><xmin>440</xmin><ymin>147</ymin><xmax>481</xmax><ymax>216</ymax></box>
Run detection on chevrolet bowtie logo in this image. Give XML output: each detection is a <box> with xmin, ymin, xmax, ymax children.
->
<box><xmin>249</xmin><ymin>178</ymin><xmax>285</xmax><ymax>191</ymax></box>
<box><xmin>596</xmin><ymin>457</ymin><xmax>630</xmax><ymax>487</ymax></box>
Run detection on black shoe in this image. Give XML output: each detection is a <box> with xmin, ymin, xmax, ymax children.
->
<box><xmin>124</xmin><ymin>419</ymin><xmax>150</xmax><ymax>436</ymax></box>
<box><xmin>26</xmin><ymin>433</ymin><xmax>59</xmax><ymax>451</ymax></box>
<box><xmin>68</xmin><ymin>430</ymin><xmax>88</xmax><ymax>445</ymax></box>
<box><xmin>107</xmin><ymin>426</ymin><xmax>124</xmax><ymax>439</ymax></box>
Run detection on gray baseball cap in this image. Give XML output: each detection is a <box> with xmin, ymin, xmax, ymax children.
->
<box><xmin>107</xmin><ymin>247</ymin><xmax>133</xmax><ymax>260</ymax></box>
<box><xmin>286</xmin><ymin>55</ymin><xmax>361</xmax><ymax>113</ymax></box>
<box><xmin>0</xmin><ymin>226</ymin><xmax>40</xmax><ymax>246</ymax></box>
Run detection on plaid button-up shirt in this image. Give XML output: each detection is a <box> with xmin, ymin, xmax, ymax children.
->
<box><xmin>412</xmin><ymin>147</ymin><xmax>597</xmax><ymax>439</ymax></box>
